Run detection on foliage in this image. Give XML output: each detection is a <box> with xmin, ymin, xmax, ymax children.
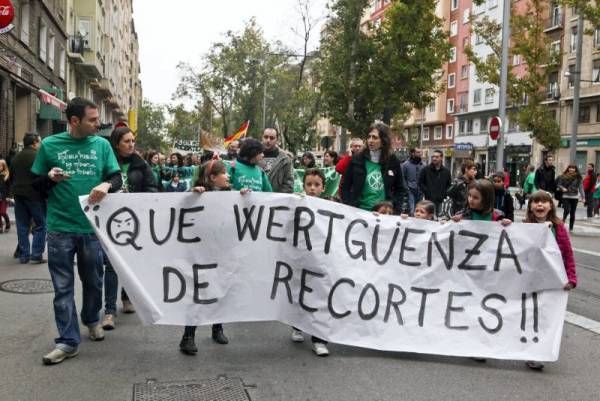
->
<box><xmin>136</xmin><ymin>99</ymin><xmax>166</xmax><ymax>152</ymax></box>
<box><xmin>319</xmin><ymin>0</ymin><xmax>450</xmax><ymax>138</ymax></box>
<box><xmin>165</xmin><ymin>104</ymin><xmax>202</xmax><ymax>143</ymax></box>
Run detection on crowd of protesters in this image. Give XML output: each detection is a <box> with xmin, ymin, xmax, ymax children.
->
<box><xmin>0</xmin><ymin>97</ymin><xmax>592</xmax><ymax>371</ymax></box>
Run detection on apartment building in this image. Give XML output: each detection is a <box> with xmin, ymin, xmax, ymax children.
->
<box><xmin>0</xmin><ymin>0</ymin><xmax>68</xmax><ymax>156</ymax></box>
<box><xmin>555</xmin><ymin>5</ymin><xmax>600</xmax><ymax>172</ymax></box>
<box><xmin>65</xmin><ymin>0</ymin><xmax>142</xmax><ymax>136</ymax></box>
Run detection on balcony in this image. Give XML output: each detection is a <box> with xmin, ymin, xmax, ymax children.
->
<box><xmin>90</xmin><ymin>78</ymin><xmax>112</xmax><ymax>97</ymax></box>
<box><xmin>67</xmin><ymin>35</ymin><xmax>85</xmax><ymax>63</ymax></box>
<box><xmin>546</xmin><ymin>84</ymin><xmax>560</xmax><ymax>101</ymax></box>
<box><xmin>544</xmin><ymin>10</ymin><xmax>562</xmax><ymax>32</ymax></box>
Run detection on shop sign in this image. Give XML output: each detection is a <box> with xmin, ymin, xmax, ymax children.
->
<box><xmin>0</xmin><ymin>0</ymin><xmax>15</xmax><ymax>34</ymax></box>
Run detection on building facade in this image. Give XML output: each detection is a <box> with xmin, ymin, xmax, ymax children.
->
<box><xmin>0</xmin><ymin>0</ymin><xmax>68</xmax><ymax>157</ymax></box>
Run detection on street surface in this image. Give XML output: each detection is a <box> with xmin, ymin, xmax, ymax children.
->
<box><xmin>1</xmin><ymin>207</ymin><xmax>600</xmax><ymax>401</ymax></box>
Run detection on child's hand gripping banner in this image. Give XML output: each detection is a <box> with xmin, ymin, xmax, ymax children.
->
<box><xmin>80</xmin><ymin>192</ymin><xmax>568</xmax><ymax>361</ymax></box>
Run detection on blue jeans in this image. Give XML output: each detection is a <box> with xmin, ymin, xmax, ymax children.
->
<box><xmin>103</xmin><ymin>253</ymin><xmax>129</xmax><ymax>315</ymax></box>
<box><xmin>407</xmin><ymin>189</ymin><xmax>423</xmax><ymax>216</ymax></box>
<box><xmin>14</xmin><ymin>196</ymin><xmax>47</xmax><ymax>262</ymax></box>
<box><xmin>47</xmin><ymin>232</ymin><xmax>104</xmax><ymax>350</ymax></box>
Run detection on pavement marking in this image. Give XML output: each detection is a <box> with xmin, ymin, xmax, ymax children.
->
<box><xmin>573</xmin><ymin>248</ymin><xmax>600</xmax><ymax>257</ymax></box>
<box><xmin>565</xmin><ymin>311</ymin><xmax>600</xmax><ymax>335</ymax></box>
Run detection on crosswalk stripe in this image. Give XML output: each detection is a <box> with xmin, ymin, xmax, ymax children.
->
<box><xmin>573</xmin><ymin>248</ymin><xmax>600</xmax><ymax>257</ymax></box>
<box><xmin>565</xmin><ymin>311</ymin><xmax>600</xmax><ymax>335</ymax></box>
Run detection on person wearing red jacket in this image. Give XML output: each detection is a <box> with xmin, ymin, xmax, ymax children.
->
<box><xmin>582</xmin><ymin>163</ymin><xmax>597</xmax><ymax>218</ymax></box>
<box><xmin>335</xmin><ymin>137</ymin><xmax>364</xmax><ymax>196</ymax></box>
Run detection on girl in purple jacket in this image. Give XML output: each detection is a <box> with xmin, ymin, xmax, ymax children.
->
<box><xmin>524</xmin><ymin>190</ymin><xmax>577</xmax><ymax>370</ymax></box>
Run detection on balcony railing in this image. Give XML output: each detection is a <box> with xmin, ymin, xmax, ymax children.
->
<box><xmin>68</xmin><ymin>35</ymin><xmax>85</xmax><ymax>55</ymax></box>
<box><xmin>545</xmin><ymin>10</ymin><xmax>562</xmax><ymax>31</ymax></box>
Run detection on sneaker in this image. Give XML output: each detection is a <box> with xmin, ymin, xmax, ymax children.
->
<box><xmin>312</xmin><ymin>342</ymin><xmax>330</xmax><ymax>357</ymax></box>
<box><xmin>122</xmin><ymin>300</ymin><xmax>135</xmax><ymax>314</ymax></box>
<box><xmin>102</xmin><ymin>314</ymin><xmax>115</xmax><ymax>330</ymax></box>
<box><xmin>19</xmin><ymin>258</ymin><xmax>30</xmax><ymax>264</ymax></box>
<box><xmin>179</xmin><ymin>335</ymin><xmax>198</xmax><ymax>355</ymax></box>
<box><xmin>42</xmin><ymin>347</ymin><xmax>79</xmax><ymax>365</ymax></box>
<box><xmin>88</xmin><ymin>324</ymin><xmax>105</xmax><ymax>341</ymax></box>
<box><xmin>291</xmin><ymin>328</ymin><xmax>304</xmax><ymax>343</ymax></box>
<box><xmin>211</xmin><ymin>324</ymin><xmax>229</xmax><ymax>345</ymax></box>
<box><xmin>30</xmin><ymin>258</ymin><xmax>47</xmax><ymax>265</ymax></box>
<box><xmin>526</xmin><ymin>361</ymin><xmax>544</xmax><ymax>371</ymax></box>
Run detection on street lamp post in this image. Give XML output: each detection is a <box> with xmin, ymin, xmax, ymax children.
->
<box><xmin>496</xmin><ymin>0</ymin><xmax>511</xmax><ymax>173</ymax></box>
<box><xmin>568</xmin><ymin>12</ymin><xmax>584</xmax><ymax>164</ymax></box>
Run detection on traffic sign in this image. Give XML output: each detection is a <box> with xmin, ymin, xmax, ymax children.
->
<box><xmin>489</xmin><ymin>116</ymin><xmax>501</xmax><ymax>141</ymax></box>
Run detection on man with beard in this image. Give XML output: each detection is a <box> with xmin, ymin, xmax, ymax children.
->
<box><xmin>401</xmin><ymin>148</ymin><xmax>424</xmax><ymax>215</ymax></box>
<box><xmin>259</xmin><ymin>128</ymin><xmax>294</xmax><ymax>193</ymax></box>
<box><xmin>418</xmin><ymin>149</ymin><xmax>451</xmax><ymax>217</ymax></box>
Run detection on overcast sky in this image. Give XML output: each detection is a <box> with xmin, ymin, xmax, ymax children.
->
<box><xmin>132</xmin><ymin>0</ymin><xmax>329</xmax><ymax>106</ymax></box>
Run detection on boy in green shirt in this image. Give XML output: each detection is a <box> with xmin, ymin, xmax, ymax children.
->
<box><xmin>32</xmin><ymin>97</ymin><xmax>122</xmax><ymax>365</ymax></box>
<box><xmin>228</xmin><ymin>138</ymin><xmax>272</xmax><ymax>192</ymax></box>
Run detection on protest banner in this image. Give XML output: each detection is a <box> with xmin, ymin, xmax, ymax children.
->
<box><xmin>81</xmin><ymin>192</ymin><xmax>568</xmax><ymax>361</ymax></box>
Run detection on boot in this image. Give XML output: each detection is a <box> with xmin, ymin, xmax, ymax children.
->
<box><xmin>179</xmin><ymin>334</ymin><xmax>197</xmax><ymax>355</ymax></box>
<box><xmin>211</xmin><ymin>324</ymin><xmax>229</xmax><ymax>345</ymax></box>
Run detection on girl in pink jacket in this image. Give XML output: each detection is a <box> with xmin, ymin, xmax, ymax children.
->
<box><xmin>524</xmin><ymin>190</ymin><xmax>577</xmax><ymax>370</ymax></box>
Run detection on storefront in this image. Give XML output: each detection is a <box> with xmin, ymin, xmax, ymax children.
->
<box><xmin>559</xmin><ymin>137</ymin><xmax>600</xmax><ymax>173</ymax></box>
<box><xmin>487</xmin><ymin>145</ymin><xmax>532</xmax><ymax>186</ymax></box>
<box><xmin>452</xmin><ymin>142</ymin><xmax>474</xmax><ymax>177</ymax></box>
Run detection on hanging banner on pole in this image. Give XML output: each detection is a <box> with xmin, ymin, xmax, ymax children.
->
<box><xmin>80</xmin><ymin>193</ymin><xmax>568</xmax><ymax>361</ymax></box>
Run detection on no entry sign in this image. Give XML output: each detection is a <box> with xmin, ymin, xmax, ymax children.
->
<box><xmin>489</xmin><ymin>116</ymin><xmax>501</xmax><ymax>141</ymax></box>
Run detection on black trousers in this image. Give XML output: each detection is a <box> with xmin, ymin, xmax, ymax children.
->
<box><xmin>562</xmin><ymin>198</ymin><xmax>578</xmax><ymax>231</ymax></box>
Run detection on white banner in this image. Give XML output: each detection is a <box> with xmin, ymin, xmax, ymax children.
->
<box><xmin>80</xmin><ymin>193</ymin><xmax>568</xmax><ymax>361</ymax></box>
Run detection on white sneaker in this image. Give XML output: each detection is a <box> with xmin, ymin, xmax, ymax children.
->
<box><xmin>88</xmin><ymin>323</ymin><xmax>105</xmax><ymax>341</ymax></box>
<box><xmin>102</xmin><ymin>314</ymin><xmax>115</xmax><ymax>330</ymax></box>
<box><xmin>291</xmin><ymin>329</ymin><xmax>304</xmax><ymax>343</ymax></box>
<box><xmin>312</xmin><ymin>342</ymin><xmax>329</xmax><ymax>357</ymax></box>
<box><xmin>42</xmin><ymin>347</ymin><xmax>79</xmax><ymax>365</ymax></box>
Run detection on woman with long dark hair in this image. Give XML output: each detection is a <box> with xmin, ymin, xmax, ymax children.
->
<box><xmin>101</xmin><ymin>127</ymin><xmax>158</xmax><ymax>330</ymax></box>
<box><xmin>556</xmin><ymin>164</ymin><xmax>584</xmax><ymax>231</ymax></box>
<box><xmin>340</xmin><ymin>122</ymin><xmax>408</xmax><ymax>213</ymax></box>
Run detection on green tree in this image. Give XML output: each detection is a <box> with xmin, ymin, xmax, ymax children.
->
<box><xmin>165</xmin><ymin>104</ymin><xmax>202</xmax><ymax>143</ymax></box>
<box><xmin>319</xmin><ymin>0</ymin><xmax>450</xmax><ymax>141</ymax></box>
<box><xmin>136</xmin><ymin>99</ymin><xmax>166</xmax><ymax>152</ymax></box>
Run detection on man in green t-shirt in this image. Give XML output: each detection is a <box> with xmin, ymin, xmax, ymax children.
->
<box><xmin>31</xmin><ymin>97</ymin><xmax>122</xmax><ymax>365</ymax></box>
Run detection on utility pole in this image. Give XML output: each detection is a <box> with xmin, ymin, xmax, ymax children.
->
<box><xmin>569</xmin><ymin>11</ymin><xmax>584</xmax><ymax>164</ymax></box>
<box><xmin>262</xmin><ymin>79</ymin><xmax>267</xmax><ymax>131</ymax></box>
<box><xmin>496</xmin><ymin>0</ymin><xmax>511</xmax><ymax>173</ymax></box>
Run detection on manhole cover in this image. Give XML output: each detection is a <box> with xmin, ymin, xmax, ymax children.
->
<box><xmin>133</xmin><ymin>377</ymin><xmax>251</xmax><ymax>401</ymax></box>
<box><xmin>0</xmin><ymin>279</ymin><xmax>54</xmax><ymax>294</ymax></box>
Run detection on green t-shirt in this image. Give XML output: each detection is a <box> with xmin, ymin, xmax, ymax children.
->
<box><xmin>471</xmin><ymin>210</ymin><xmax>493</xmax><ymax>221</ymax></box>
<box><xmin>120</xmin><ymin>163</ymin><xmax>130</xmax><ymax>192</ymax></box>
<box><xmin>358</xmin><ymin>159</ymin><xmax>386</xmax><ymax>211</ymax></box>
<box><xmin>31</xmin><ymin>132</ymin><xmax>120</xmax><ymax>233</ymax></box>
<box><xmin>228</xmin><ymin>161</ymin><xmax>273</xmax><ymax>192</ymax></box>
<box><xmin>523</xmin><ymin>172</ymin><xmax>537</xmax><ymax>194</ymax></box>
<box><xmin>293</xmin><ymin>167</ymin><xmax>341</xmax><ymax>198</ymax></box>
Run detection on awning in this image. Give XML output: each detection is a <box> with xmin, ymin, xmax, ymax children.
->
<box><xmin>38</xmin><ymin>89</ymin><xmax>67</xmax><ymax>111</ymax></box>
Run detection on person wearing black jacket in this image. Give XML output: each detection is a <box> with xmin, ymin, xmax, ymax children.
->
<box><xmin>341</xmin><ymin>122</ymin><xmax>408</xmax><ymax>214</ymax></box>
<box><xmin>534</xmin><ymin>155</ymin><xmax>557</xmax><ymax>194</ymax></box>
<box><xmin>101</xmin><ymin>126</ymin><xmax>158</xmax><ymax>330</ymax></box>
<box><xmin>492</xmin><ymin>172</ymin><xmax>514</xmax><ymax>221</ymax></box>
<box><xmin>418</xmin><ymin>150</ymin><xmax>452</xmax><ymax>217</ymax></box>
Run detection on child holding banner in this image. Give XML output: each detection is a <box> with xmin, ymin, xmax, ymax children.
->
<box><xmin>290</xmin><ymin>169</ymin><xmax>331</xmax><ymax>357</ymax></box>
<box><xmin>451</xmin><ymin>179</ymin><xmax>512</xmax><ymax>225</ymax></box>
<box><xmin>179</xmin><ymin>159</ymin><xmax>238</xmax><ymax>355</ymax></box>
<box><xmin>524</xmin><ymin>190</ymin><xmax>577</xmax><ymax>370</ymax></box>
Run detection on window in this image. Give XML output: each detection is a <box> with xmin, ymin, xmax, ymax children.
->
<box><xmin>59</xmin><ymin>48</ymin><xmax>66</xmax><ymax>79</ymax></box>
<box><xmin>547</xmin><ymin>72</ymin><xmax>559</xmax><ymax>99</ymax></box>
<box><xmin>480</xmin><ymin>117</ymin><xmax>489</xmax><ymax>133</ymax></box>
<box><xmin>570</xmin><ymin>27</ymin><xmax>578</xmax><ymax>53</ymax></box>
<box><xmin>20</xmin><ymin>2</ymin><xmax>30</xmax><ymax>45</ymax></box>
<box><xmin>595</xmin><ymin>28</ymin><xmax>600</xmax><ymax>49</ymax></box>
<box><xmin>466</xmin><ymin>119</ymin><xmax>473</xmax><ymax>133</ymax></box>
<box><xmin>459</xmin><ymin>120</ymin><xmax>465</xmax><ymax>134</ymax></box>
<box><xmin>568</xmin><ymin>65</ymin><xmax>575</xmax><ymax>88</ymax></box>
<box><xmin>428</xmin><ymin>101</ymin><xmax>436</xmax><ymax>113</ymax></box>
<box><xmin>597</xmin><ymin>104</ymin><xmax>600</xmax><ymax>123</ymax></box>
<box><xmin>579</xmin><ymin>106</ymin><xmax>591</xmax><ymax>123</ymax></box>
<box><xmin>485</xmin><ymin>88</ymin><xmax>495</xmax><ymax>104</ymax></box>
<box><xmin>459</xmin><ymin>93</ymin><xmax>467</xmax><ymax>112</ymax></box>
<box><xmin>461</xmin><ymin>65</ymin><xmax>469</xmax><ymax>79</ymax></box>
<box><xmin>551</xmin><ymin>3</ymin><xmax>561</xmax><ymax>27</ymax></box>
<box><xmin>449</xmin><ymin>47</ymin><xmax>456</xmax><ymax>63</ymax></box>
<box><xmin>39</xmin><ymin>22</ymin><xmax>47</xmax><ymax>62</ymax></box>
<box><xmin>450</xmin><ymin>21</ymin><xmax>458</xmax><ymax>37</ymax></box>
<box><xmin>488</xmin><ymin>0</ymin><xmax>498</xmax><ymax>8</ymax></box>
<box><xmin>447</xmin><ymin>98</ymin><xmax>455</xmax><ymax>113</ymax></box>
<box><xmin>512</xmin><ymin>54</ymin><xmax>521</xmax><ymax>66</ymax></box>
<box><xmin>448</xmin><ymin>73</ymin><xmax>456</xmax><ymax>88</ymax></box>
<box><xmin>463</xmin><ymin>9</ymin><xmax>470</xmax><ymax>24</ymax></box>
<box><xmin>593</xmin><ymin>60</ymin><xmax>600</xmax><ymax>84</ymax></box>
<box><xmin>446</xmin><ymin>125</ymin><xmax>454</xmax><ymax>139</ymax></box>
<box><xmin>423</xmin><ymin>127</ymin><xmax>430</xmax><ymax>141</ymax></box>
<box><xmin>473</xmin><ymin>3</ymin><xmax>485</xmax><ymax>14</ymax></box>
<box><xmin>462</xmin><ymin>36</ymin><xmax>469</xmax><ymax>49</ymax></box>
<box><xmin>451</xmin><ymin>0</ymin><xmax>458</xmax><ymax>11</ymax></box>
<box><xmin>434</xmin><ymin>126</ymin><xmax>443</xmax><ymax>140</ymax></box>
<box><xmin>473</xmin><ymin>88</ymin><xmax>482</xmax><ymax>105</ymax></box>
<box><xmin>551</xmin><ymin>40</ymin><xmax>561</xmax><ymax>56</ymax></box>
<box><xmin>475</xmin><ymin>32</ymin><xmax>483</xmax><ymax>45</ymax></box>
<box><xmin>48</xmin><ymin>34</ymin><xmax>55</xmax><ymax>69</ymax></box>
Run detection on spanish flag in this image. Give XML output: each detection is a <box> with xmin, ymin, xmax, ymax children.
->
<box><xmin>224</xmin><ymin>121</ymin><xmax>250</xmax><ymax>146</ymax></box>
